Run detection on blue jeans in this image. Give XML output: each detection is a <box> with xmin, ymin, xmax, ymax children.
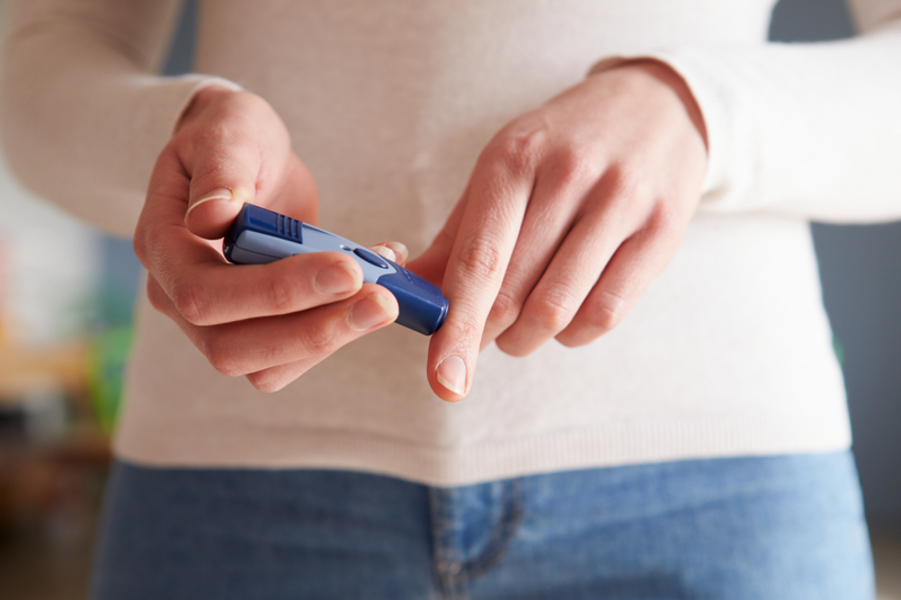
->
<box><xmin>92</xmin><ymin>452</ymin><xmax>874</xmax><ymax>599</ymax></box>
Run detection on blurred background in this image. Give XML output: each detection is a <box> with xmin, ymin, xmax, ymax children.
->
<box><xmin>0</xmin><ymin>0</ymin><xmax>898</xmax><ymax>598</ymax></box>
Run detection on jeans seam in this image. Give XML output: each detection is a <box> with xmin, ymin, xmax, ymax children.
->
<box><xmin>429</xmin><ymin>486</ymin><xmax>463</xmax><ymax>599</ymax></box>
<box><xmin>458</xmin><ymin>479</ymin><xmax>523</xmax><ymax>581</ymax></box>
<box><xmin>429</xmin><ymin>479</ymin><xmax>524</xmax><ymax>599</ymax></box>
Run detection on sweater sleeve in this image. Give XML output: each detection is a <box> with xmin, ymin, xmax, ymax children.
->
<box><xmin>595</xmin><ymin>0</ymin><xmax>901</xmax><ymax>223</ymax></box>
<box><xmin>0</xmin><ymin>0</ymin><xmax>239</xmax><ymax>237</ymax></box>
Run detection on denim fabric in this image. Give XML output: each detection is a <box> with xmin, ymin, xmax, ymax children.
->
<box><xmin>92</xmin><ymin>452</ymin><xmax>874</xmax><ymax>599</ymax></box>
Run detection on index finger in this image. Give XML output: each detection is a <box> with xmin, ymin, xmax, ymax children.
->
<box><xmin>426</xmin><ymin>141</ymin><xmax>537</xmax><ymax>401</ymax></box>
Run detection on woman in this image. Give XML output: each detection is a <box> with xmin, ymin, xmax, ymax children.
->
<box><xmin>2</xmin><ymin>1</ymin><xmax>899</xmax><ymax>597</ymax></box>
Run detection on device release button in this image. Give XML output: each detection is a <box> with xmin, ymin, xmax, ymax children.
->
<box><xmin>354</xmin><ymin>247</ymin><xmax>390</xmax><ymax>269</ymax></box>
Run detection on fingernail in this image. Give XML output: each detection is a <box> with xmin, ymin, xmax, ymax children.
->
<box><xmin>436</xmin><ymin>355</ymin><xmax>466</xmax><ymax>396</ymax></box>
<box><xmin>388</xmin><ymin>242</ymin><xmax>409</xmax><ymax>263</ymax></box>
<box><xmin>315</xmin><ymin>263</ymin><xmax>360</xmax><ymax>295</ymax></box>
<box><xmin>371</xmin><ymin>245</ymin><xmax>397</xmax><ymax>263</ymax></box>
<box><xmin>348</xmin><ymin>293</ymin><xmax>397</xmax><ymax>331</ymax></box>
<box><xmin>374</xmin><ymin>242</ymin><xmax>409</xmax><ymax>264</ymax></box>
<box><xmin>186</xmin><ymin>188</ymin><xmax>236</xmax><ymax>218</ymax></box>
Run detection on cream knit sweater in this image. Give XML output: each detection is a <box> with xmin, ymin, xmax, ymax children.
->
<box><xmin>2</xmin><ymin>0</ymin><xmax>900</xmax><ymax>485</ymax></box>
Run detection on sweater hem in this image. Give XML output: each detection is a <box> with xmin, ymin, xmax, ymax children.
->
<box><xmin>114</xmin><ymin>415</ymin><xmax>852</xmax><ymax>487</ymax></box>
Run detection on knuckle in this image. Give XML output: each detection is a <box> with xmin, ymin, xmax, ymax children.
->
<box><xmin>484</xmin><ymin>128</ymin><xmax>545</xmax><ymax>177</ymax></box>
<box><xmin>145</xmin><ymin>278</ymin><xmax>168</xmax><ymax>313</ymax></box>
<box><xmin>297</xmin><ymin>317</ymin><xmax>340</xmax><ymax>358</ymax></box>
<box><xmin>595</xmin><ymin>163</ymin><xmax>657</xmax><ymax>224</ymax></box>
<box><xmin>550</xmin><ymin>147</ymin><xmax>597</xmax><ymax>191</ymax></box>
<box><xmin>263</xmin><ymin>276</ymin><xmax>296</xmax><ymax>314</ymax></box>
<box><xmin>456</xmin><ymin>235</ymin><xmax>505</xmax><ymax>282</ymax></box>
<box><xmin>193</xmin><ymin>119</ymin><xmax>232</xmax><ymax>149</ymax></box>
<box><xmin>202</xmin><ymin>336</ymin><xmax>243</xmax><ymax>377</ymax></box>
<box><xmin>172</xmin><ymin>279</ymin><xmax>211</xmax><ymax>325</ymax></box>
<box><xmin>645</xmin><ymin>201</ymin><xmax>684</xmax><ymax>239</ymax></box>
<box><xmin>487</xmin><ymin>289</ymin><xmax>522</xmax><ymax>328</ymax></box>
<box><xmin>185</xmin><ymin>127</ymin><xmax>245</xmax><ymax>177</ymax></box>
<box><xmin>257</xmin><ymin>341</ymin><xmax>283</xmax><ymax>364</ymax></box>
<box><xmin>602</xmin><ymin>163</ymin><xmax>640</xmax><ymax>203</ymax></box>
<box><xmin>530</xmin><ymin>287</ymin><xmax>579</xmax><ymax>333</ymax></box>
<box><xmin>587</xmin><ymin>290</ymin><xmax>629</xmax><ymax>333</ymax></box>
<box><xmin>606</xmin><ymin>161</ymin><xmax>638</xmax><ymax>190</ymax></box>
<box><xmin>447</xmin><ymin>312</ymin><xmax>486</xmax><ymax>348</ymax></box>
<box><xmin>246</xmin><ymin>371</ymin><xmax>290</xmax><ymax>394</ymax></box>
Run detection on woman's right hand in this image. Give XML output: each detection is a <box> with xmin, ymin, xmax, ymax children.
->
<box><xmin>133</xmin><ymin>86</ymin><xmax>401</xmax><ymax>392</ymax></box>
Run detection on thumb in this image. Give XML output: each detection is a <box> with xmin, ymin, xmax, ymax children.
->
<box><xmin>183</xmin><ymin>145</ymin><xmax>260</xmax><ymax>240</ymax></box>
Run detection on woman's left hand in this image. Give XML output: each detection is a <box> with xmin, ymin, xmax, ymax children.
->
<box><xmin>408</xmin><ymin>60</ymin><xmax>708</xmax><ymax>402</ymax></box>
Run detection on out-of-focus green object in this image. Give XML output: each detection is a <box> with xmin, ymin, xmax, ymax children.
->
<box><xmin>87</xmin><ymin>325</ymin><xmax>133</xmax><ymax>435</ymax></box>
<box><xmin>833</xmin><ymin>334</ymin><xmax>844</xmax><ymax>365</ymax></box>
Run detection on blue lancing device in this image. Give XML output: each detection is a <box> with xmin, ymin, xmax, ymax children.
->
<box><xmin>223</xmin><ymin>203</ymin><xmax>449</xmax><ymax>335</ymax></box>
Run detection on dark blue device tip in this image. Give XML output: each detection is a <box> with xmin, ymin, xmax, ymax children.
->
<box><xmin>376</xmin><ymin>268</ymin><xmax>449</xmax><ymax>335</ymax></box>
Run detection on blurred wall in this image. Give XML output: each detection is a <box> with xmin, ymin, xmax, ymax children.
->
<box><xmin>0</xmin><ymin>2</ymin><xmax>101</xmax><ymax>345</ymax></box>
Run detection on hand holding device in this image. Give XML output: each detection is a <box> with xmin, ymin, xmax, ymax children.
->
<box><xmin>135</xmin><ymin>85</ymin><xmax>401</xmax><ymax>392</ymax></box>
<box><xmin>224</xmin><ymin>204</ymin><xmax>448</xmax><ymax>335</ymax></box>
